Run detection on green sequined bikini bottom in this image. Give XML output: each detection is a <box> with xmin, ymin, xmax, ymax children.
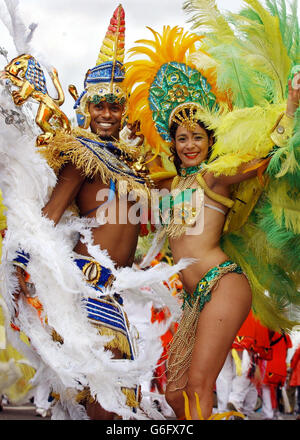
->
<box><xmin>181</xmin><ymin>260</ymin><xmax>244</xmax><ymax>312</ymax></box>
<box><xmin>168</xmin><ymin>260</ymin><xmax>244</xmax><ymax>391</ymax></box>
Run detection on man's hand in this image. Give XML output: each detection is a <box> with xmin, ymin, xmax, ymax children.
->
<box><xmin>286</xmin><ymin>71</ymin><xmax>300</xmax><ymax>118</ymax></box>
<box><xmin>127</xmin><ymin>120</ymin><xmax>144</xmax><ymax>146</ymax></box>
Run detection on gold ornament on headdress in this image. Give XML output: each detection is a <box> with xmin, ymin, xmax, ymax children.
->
<box><xmin>169</xmin><ymin>102</ymin><xmax>202</xmax><ymax>133</ymax></box>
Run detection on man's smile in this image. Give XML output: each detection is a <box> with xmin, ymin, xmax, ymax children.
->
<box><xmin>96</xmin><ymin>122</ymin><xmax>115</xmax><ymax>128</ymax></box>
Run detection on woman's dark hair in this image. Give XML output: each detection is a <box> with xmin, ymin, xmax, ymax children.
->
<box><xmin>169</xmin><ymin>110</ymin><xmax>215</xmax><ymax>174</ymax></box>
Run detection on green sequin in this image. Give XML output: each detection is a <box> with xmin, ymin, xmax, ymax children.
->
<box><xmin>149</xmin><ymin>62</ymin><xmax>219</xmax><ymax>142</ymax></box>
<box><xmin>181</xmin><ymin>260</ymin><xmax>243</xmax><ymax>312</ymax></box>
<box><xmin>89</xmin><ymin>94</ymin><xmax>126</xmax><ymax>106</ymax></box>
<box><xmin>178</xmin><ymin>162</ymin><xmax>206</xmax><ymax>177</ymax></box>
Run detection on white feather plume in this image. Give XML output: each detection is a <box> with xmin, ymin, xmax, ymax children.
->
<box><xmin>0</xmin><ymin>0</ymin><xmax>37</xmax><ymax>55</ymax></box>
<box><xmin>0</xmin><ymin>101</ymin><xmax>188</xmax><ymax>419</ymax></box>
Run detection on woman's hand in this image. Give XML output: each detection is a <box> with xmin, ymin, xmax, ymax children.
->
<box><xmin>286</xmin><ymin>71</ymin><xmax>300</xmax><ymax>118</ymax></box>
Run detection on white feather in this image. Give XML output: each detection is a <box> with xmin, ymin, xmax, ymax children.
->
<box><xmin>0</xmin><ymin>106</ymin><xmax>191</xmax><ymax>419</ymax></box>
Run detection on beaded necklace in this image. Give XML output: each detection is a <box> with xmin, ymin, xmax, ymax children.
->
<box><xmin>178</xmin><ymin>163</ymin><xmax>206</xmax><ymax>178</ymax></box>
<box><xmin>158</xmin><ymin>163</ymin><xmax>205</xmax><ymax>239</ymax></box>
<box><xmin>171</xmin><ymin>162</ymin><xmax>206</xmax><ymax>193</ymax></box>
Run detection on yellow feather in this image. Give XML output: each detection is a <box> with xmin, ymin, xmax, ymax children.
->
<box><xmin>128</xmin><ymin>45</ymin><xmax>162</xmax><ymax>65</ymax></box>
<box><xmin>205</xmin><ymin>103</ymin><xmax>286</xmax><ymax>176</ymax></box>
<box><xmin>222</xmin><ymin>237</ymin><xmax>298</xmax><ymax>332</ymax></box>
<box><xmin>194</xmin><ymin>392</ymin><xmax>205</xmax><ymax>419</ymax></box>
<box><xmin>276</xmin><ymin>149</ymin><xmax>300</xmax><ymax>178</ymax></box>
<box><xmin>183</xmin><ymin>391</ymin><xmax>192</xmax><ymax>420</ymax></box>
<box><xmin>183</xmin><ymin>0</ymin><xmax>234</xmax><ymax>41</ymax></box>
<box><xmin>0</xmin><ymin>190</ymin><xmax>6</xmax><ymax>263</ymax></box>
<box><xmin>125</xmin><ymin>26</ymin><xmax>229</xmax><ymax>160</ymax></box>
<box><xmin>0</xmin><ymin>190</ymin><xmax>6</xmax><ymax>231</ymax></box>
<box><xmin>188</xmin><ymin>51</ymin><xmax>218</xmax><ymax>71</ymax></box>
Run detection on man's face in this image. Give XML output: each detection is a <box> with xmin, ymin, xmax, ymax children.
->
<box><xmin>88</xmin><ymin>101</ymin><xmax>124</xmax><ymax>140</ymax></box>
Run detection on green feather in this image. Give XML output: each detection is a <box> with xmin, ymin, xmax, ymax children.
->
<box><xmin>208</xmin><ymin>45</ymin><xmax>266</xmax><ymax>107</ymax></box>
<box><xmin>265</xmin><ymin>0</ymin><xmax>300</xmax><ymax>65</ymax></box>
<box><xmin>222</xmin><ymin>233</ymin><xmax>299</xmax><ymax>331</ymax></box>
<box><xmin>268</xmin><ymin>108</ymin><xmax>300</xmax><ymax>188</ymax></box>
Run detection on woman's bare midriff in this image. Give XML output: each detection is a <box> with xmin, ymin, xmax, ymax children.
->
<box><xmin>169</xmin><ymin>195</ymin><xmax>231</xmax><ymax>294</ymax></box>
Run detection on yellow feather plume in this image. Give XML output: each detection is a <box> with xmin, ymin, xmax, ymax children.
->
<box><xmin>124</xmin><ymin>25</ymin><xmax>230</xmax><ymax>163</ymax></box>
<box><xmin>268</xmin><ymin>180</ymin><xmax>300</xmax><ymax>234</ymax></box>
<box><xmin>183</xmin><ymin>0</ymin><xmax>234</xmax><ymax>41</ymax></box>
<box><xmin>205</xmin><ymin>103</ymin><xmax>287</xmax><ymax>176</ymax></box>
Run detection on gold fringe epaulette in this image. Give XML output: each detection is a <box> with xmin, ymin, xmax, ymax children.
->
<box><xmin>95</xmin><ymin>325</ymin><xmax>133</xmax><ymax>359</ymax></box>
<box><xmin>39</xmin><ymin>129</ymin><xmax>151</xmax><ymax>204</ymax></box>
<box><xmin>121</xmin><ymin>387</ymin><xmax>140</xmax><ymax>408</ymax></box>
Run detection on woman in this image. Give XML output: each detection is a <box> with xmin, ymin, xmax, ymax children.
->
<box><xmin>162</xmin><ymin>84</ymin><xmax>298</xmax><ymax>418</ymax></box>
<box><xmin>124</xmin><ymin>15</ymin><xmax>300</xmax><ymax>418</ymax></box>
<box><xmin>162</xmin><ymin>112</ymin><xmax>253</xmax><ymax>419</ymax></box>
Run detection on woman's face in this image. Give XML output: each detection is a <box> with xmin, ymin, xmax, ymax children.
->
<box><xmin>174</xmin><ymin>124</ymin><xmax>213</xmax><ymax>168</ymax></box>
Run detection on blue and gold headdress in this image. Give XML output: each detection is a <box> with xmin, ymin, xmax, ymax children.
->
<box><xmin>69</xmin><ymin>4</ymin><xmax>127</xmax><ymax>129</ymax></box>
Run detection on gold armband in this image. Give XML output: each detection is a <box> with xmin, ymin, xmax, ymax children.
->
<box><xmin>270</xmin><ymin>113</ymin><xmax>294</xmax><ymax>147</ymax></box>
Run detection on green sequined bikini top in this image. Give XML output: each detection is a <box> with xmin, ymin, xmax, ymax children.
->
<box><xmin>158</xmin><ymin>165</ymin><xmax>204</xmax><ymax>238</ymax></box>
<box><xmin>158</xmin><ymin>164</ymin><xmax>234</xmax><ymax>238</ymax></box>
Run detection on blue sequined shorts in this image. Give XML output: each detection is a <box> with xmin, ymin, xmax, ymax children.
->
<box><xmin>74</xmin><ymin>254</ymin><xmax>135</xmax><ymax>360</ymax></box>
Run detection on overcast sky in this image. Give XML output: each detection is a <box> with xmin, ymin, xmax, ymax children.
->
<box><xmin>0</xmin><ymin>0</ymin><xmax>298</xmax><ymax>117</ymax></box>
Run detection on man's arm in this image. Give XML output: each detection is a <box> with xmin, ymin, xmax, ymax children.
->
<box><xmin>42</xmin><ymin>162</ymin><xmax>85</xmax><ymax>224</ymax></box>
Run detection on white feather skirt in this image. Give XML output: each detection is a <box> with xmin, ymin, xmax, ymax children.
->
<box><xmin>0</xmin><ymin>109</ymin><xmax>192</xmax><ymax>419</ymax></box>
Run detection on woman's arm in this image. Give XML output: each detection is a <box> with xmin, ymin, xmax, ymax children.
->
<box><xmin>214</xmin><ymin>159</ymin><xmax>263</xmax><ymax>187</ymax></box>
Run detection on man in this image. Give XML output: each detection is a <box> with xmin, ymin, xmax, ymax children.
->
<box><xmin>12</xmin><ymin>5</ymin><xmax>150</xmax><ymax>420</ymax></box>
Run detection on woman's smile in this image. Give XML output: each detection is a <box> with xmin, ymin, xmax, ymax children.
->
<box><xmin>183</xmin><ymin>151</ymin><xmax>200</xmax><ymax>160</ymax></box>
